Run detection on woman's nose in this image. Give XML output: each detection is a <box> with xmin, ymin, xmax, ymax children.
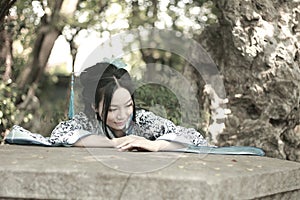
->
<box><xmin>116</xmin><ymin>109</ymin><xmax>127</xmax><ymax>120</ymax></box>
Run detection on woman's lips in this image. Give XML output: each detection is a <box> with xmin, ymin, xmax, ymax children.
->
<box><xmin>115</xmin><ymin>121</ymin><xmax>126</xmax><ymax>126</ymax></box>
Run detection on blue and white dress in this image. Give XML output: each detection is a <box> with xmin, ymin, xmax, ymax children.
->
<box><xmin>6</xmin><ymin>109</ymin><xmax>208</xmax><ymax>147</ymax></box>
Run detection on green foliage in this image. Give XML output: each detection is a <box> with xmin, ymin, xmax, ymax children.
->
<box><xmin>127</xmin><ymin>0</ymin><xmax>217</xmax><ymax>35</ymax></box>
<box><xmin>30</xmin><ymin>74</ymin><xmax>69</xmax><ymax>135</ymax></box>
<box><xmin>0</xmin><ymin>73</ymin><xmax>68</xmax><ymax>138</ymax></box>
<box><xmin>134</xmin><ymin>82</ymin><xmax>208</xmax><ymax>135</ymax></box>
<box><xmin>0</xmin><ymin>81</ymin><xmax>24</xmax><ymax>134</ymax></box>
<box><xmin>11</xmin><ymin>0</ymin><xmax>38</xmax><ymax>47</ymax></box>
<box><xmin>135</xmin><ymin>83</ymin><xmax>182</xmax><ymax>125</ymax></box>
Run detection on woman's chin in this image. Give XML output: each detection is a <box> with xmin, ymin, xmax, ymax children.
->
<box><xmin>111</xmin><ymin>125</ymin><xmax>125</xmax><ymax>131</ymax></box>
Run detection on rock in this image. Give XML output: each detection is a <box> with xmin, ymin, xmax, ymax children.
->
<box><xmin>200</xmin><ymin>0</ymin><xmax>300</xmax><ymax>161</ymax></box>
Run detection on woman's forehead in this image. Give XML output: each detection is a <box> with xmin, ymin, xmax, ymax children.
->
<box><xmin>110</xmin><ymin>88</ymin><xmax>132</xmax><ymax>106</ymax></box>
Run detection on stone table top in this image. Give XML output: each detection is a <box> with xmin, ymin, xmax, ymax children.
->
<box><xmin>0</xmin><ymin>145</ymin><xmax>299</xmax><ymax>199</ymax></box>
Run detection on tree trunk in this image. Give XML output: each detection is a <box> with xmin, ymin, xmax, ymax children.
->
<box><xmin>1</xmin><ymin>25</ymin><xmax>13</xmax><ymax>82</ymax></box>
<box><xmin>0</xmin><ymin>22</ymin><xmax>13</xmax><ymax>82</ymax></box>
<box><xmin>0</xmin><ymin>0</ymin><xmax>16</xmax><ymax>29</ymax></box>
<box><xmin>16</xmin><ymin>0</ymin><xmax>64</xmax><ymax>88</ymax></box>
<box><xmin>200</xmin><ymin>0</ymin><xmax>300</xmax><ymax>161</ymax></box>
<box><xmin>16</xmin><ymin>24</ymin><xmax>61</xmax><ymax>87</ymax></box>
<box><xmin>0</xmin><ymin>0</ymin><xmax>16</xmax><ymax>81</ymax></box>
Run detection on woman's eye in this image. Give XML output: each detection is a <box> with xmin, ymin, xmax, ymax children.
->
<box><xmin>126</xmin><ymin>103</ymin><xmax>133</xmax><ymax>107</ymax></box>
<box><xmin>108</xmin><ymin>108</ymin><xmax>117</xmax><ymax>112</ymax></box>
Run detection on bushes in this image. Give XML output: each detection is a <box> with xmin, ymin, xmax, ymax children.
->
<box><xmin>135</xmin><ymin>83</ymin><xmax>182</xmax><ymax>125</ymax></box>
<box><xmin>0</xmin><ymin>80</ymin><xmax>25</xmax><ymax>139</ymax></box>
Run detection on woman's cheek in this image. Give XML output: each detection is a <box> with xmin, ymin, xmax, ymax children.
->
<box><xmin>129</xmin><ymin>106</ymin><xmax>134</xmax><ymax>114</ymax></box>
<box><xmin>107</xmin><ymin>112</ymin><xmax>116</xmax><ymax>121</ymax></box>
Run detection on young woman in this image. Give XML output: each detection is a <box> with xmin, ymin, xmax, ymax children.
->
<box><xmin>6</xmin><ymin>61</ymin><xmax>208</xmax><ymax>151</ymax></box>
<box><xmin>48</xmin><ymin>62</ymin><xmax>208</xmax><ymax>151</ymax></box>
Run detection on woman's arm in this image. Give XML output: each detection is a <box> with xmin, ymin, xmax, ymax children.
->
<box><xmin>75</xmin><ymin>134</ymin><xmax>185</xmax><ymax>151</ymax></box>
<box><xmin>74</xmin><ymin>135</ymin><xmax>114</xmax><ymax>148</ymax></box>
<box><xmin>113</xmin><ymin>135</ymin><xmax>185</xmax><ymax>152</ymax></box>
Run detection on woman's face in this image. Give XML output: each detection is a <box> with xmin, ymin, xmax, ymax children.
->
<box><xmin>98</xmin><ymin>87</ymin><xmax>133</xmax><ymax>131</ymax></box>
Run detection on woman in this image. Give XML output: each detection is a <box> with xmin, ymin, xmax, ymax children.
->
<box><xmin>7</xmin><ymin>61</ymin><xmax>208</xmax><ymax>151</ymax></box>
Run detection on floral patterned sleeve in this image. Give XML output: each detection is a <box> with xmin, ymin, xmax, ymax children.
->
<box><xmin>5</xmin><ymin>113</ymin><xmax>96</xmax><ymax>146</ymax></box>
<box><xmin>49</xmin><ymin>112</ymin><xmax>97</xmax><ymax>146</ymax></box>
<box><xmin>134</xmin><ymin>109</ymin><xmax>208</xmax><ymax>146</ymax></box>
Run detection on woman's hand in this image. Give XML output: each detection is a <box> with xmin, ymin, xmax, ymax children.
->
<box><xmin>111</xmin><ymin>135</ymin><xmax>184</xmax><ymax>152</ymax></box>
<box><xmin>111</xmin><ymin>135</ymin><xmax>159</xmax><ymax>152</ymax></box>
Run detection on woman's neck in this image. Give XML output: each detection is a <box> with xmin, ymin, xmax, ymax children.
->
<box><xmin>113</xmin><ymin>130</ymin><xmax>125</xmax><ymax>138</ymax></box>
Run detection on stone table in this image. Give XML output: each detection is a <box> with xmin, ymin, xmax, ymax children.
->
<box><xmin>0</xmin><ymin>145</ymin><xmax>299</xmax><ymax>199</ymax></box>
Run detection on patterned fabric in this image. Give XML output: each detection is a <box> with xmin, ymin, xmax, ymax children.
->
<box><xmin>6</xmin><ymin>109</ymin><xmax>208</xmax><ymax>146</ymax></box>
<box><xmin>49</xmin><ymin>112</ymin><xmax>96</xmax><ymax>145</ymax></box>
<box><xmin>132</xmin><ymin>110</ymin><xmax>208</xmax><ymax>146</ymax></box>
<box><xmin>6</xmin><ymin>125</ymin><xmax>52</xmax><ymax>146</ymax></box>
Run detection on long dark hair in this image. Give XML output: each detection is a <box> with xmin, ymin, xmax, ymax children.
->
<box><xmin>80</xmin><ymin>62</ymin><xmax>136</xmax><ymax>138</ymax></box>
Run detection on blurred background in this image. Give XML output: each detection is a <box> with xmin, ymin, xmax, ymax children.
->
<box><xmin>0</xmin><ymin>0</ymin><xmax>299</xmax><ymax>161</ymax></box>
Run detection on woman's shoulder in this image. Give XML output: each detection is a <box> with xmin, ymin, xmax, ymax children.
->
<box><xmin>136</xmin><ymin>108</ymin><xmax>146</xmax><ymax>115</ymax></box>
<box><xmin>135</xmin><ymin>108</ymin><xmax>167</xmax><ymax>124</ymax></box>
<box><xmin>135</xmin><ymin>108</ymin><xmax>155</xmax><ymax>119</ymax></box>
<box><xmin>73</xmin><ymin>112</ymin><xmax>90</xmax><ymax>122</ymax></box>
